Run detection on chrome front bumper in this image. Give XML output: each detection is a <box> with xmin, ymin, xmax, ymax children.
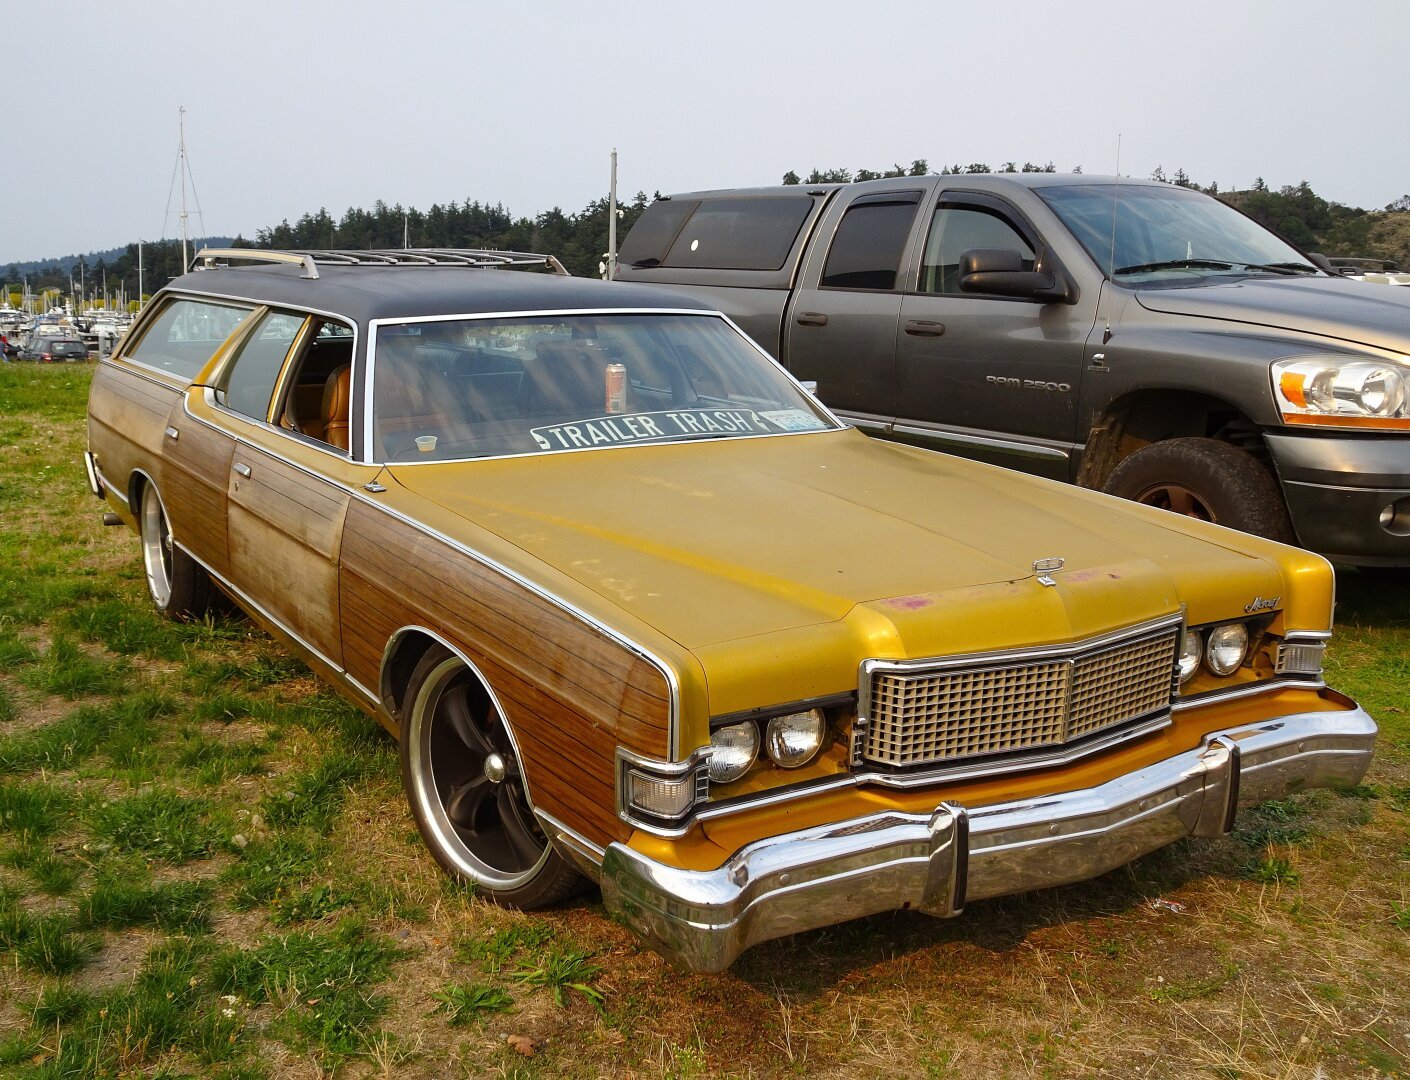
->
<box><xmin>600</xmin><ymin>705</ymin><xmax>1377</xmax><ymax>973</ymax></box>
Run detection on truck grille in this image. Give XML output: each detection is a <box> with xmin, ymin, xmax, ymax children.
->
<box><xmin>860</xmin><ymin>620</ymin><xmax>1179</xmax><ymax>770</ymax></box>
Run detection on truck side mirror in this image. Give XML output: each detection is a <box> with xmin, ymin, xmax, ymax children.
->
<box><xmin>959</xmin><ymin>249</ymin><xmax>1072</xmax><ymax>303</ymax></box>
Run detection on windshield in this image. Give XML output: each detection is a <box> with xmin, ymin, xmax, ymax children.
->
<box><xmin>370</xmin><ymin>312</ymin><xmax>838</xmax><ymax>462</ymax></box>
<box><xmin>1038</xmin><ymin>184</ymin><xmax>1319</xmax><ymax>282</ymax></box>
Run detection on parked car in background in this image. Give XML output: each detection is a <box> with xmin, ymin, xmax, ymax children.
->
<box><xmin>19</xmin><ymin>334</ymin><xmax>89</xmax><ymax>361</ymax></box>
<box><xmin>616</xmin><ymin>175</ymin><xmax>1410</xmax><ymax>576</ymax></box>
<box><xmin>85</xmin><ymin>248</ymin><xmax>1376</xmax><ymax>971</ymax></box>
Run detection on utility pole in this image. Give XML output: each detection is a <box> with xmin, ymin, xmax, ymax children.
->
<box><xmin>607</xmin><ymin>148</ymin><xmax>618</xmax><ymax>281</ymax></box>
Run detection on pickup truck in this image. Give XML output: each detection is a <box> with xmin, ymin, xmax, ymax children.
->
<box><xmin>615</xmin><ymin>174</ymin><xmax>1410</xmax><ymax>575</ymax></box>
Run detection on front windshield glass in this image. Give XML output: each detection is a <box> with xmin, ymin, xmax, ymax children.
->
<box><xmin>1038</xmin><ymin>184</ymin><xmax>1318</xmax><ymax>282</ymax></box>
<box><xmin>371</xmin><ymin>312</ymin><xmax>838</xmax><ymax>462</ymax></box>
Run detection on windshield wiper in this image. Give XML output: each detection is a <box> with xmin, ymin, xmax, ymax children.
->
<box><xmin>1113</xmin><ymin>259</ymin><xmax>1239</xmax><ymax>275</ymax></box>
<box><xmin>1242</xmin><ymin>261</ymin><xmax>1319</xmax><ymax>275</ymax></box>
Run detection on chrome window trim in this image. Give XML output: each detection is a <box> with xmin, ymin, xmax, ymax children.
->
<box><xmin>195</xmin><ymin>387</ymin><xmax>356</xmax><ymax>465</ymax></box>
<box><xmin>116</xmin><ymin>294</ymin><xmax>262</xmax><ymax>381</ymax></box>
<box><xmin>95</xmin><ymin>355</ymin><xmax>193</xmax><ymax>393</ymax></box>
<box><xmin>360</xmin><ymin>307</ymin><xmax>846</xmax><ymax>466</ymax></box>
<box><xmin>175</xmin><ymin>391</ymin><xmax>683</xmax><ymax>758</ymax></box>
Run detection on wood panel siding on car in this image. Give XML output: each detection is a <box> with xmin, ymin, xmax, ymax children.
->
<box><xmin>340</xmin><ymin>500</ymin><xmax>672</xmax><ymax>847</ymax></box>
<box><xmin>87</xmin><ymin>363</ymin><xmax>184</xmax><ymax>510</ymax></box>
<box><xmin>158</xmin><ymin>396</ymin><xmax>235</xmax><ymax>577</ymax></box>
<box><xmin>227</xmin><ymin>442</ymin><xmax>349</xmax><ymax>664</ymax></box>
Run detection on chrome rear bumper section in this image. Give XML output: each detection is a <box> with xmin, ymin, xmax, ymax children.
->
<box><xmin>599</xmin><ymin>706</ymin><xmax>1376</xmax><ymax>973</ymax></box>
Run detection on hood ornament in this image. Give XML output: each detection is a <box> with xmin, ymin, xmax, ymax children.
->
<box><xmin>1033</xmin><ymin>557</ymin><xmax>1065</xmax><ymax>587</ymax></box>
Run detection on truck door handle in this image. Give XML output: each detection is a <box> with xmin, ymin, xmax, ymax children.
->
<box><xmin>233</xmin><ymin>462</ymin><xmax>252</xmax><ymax>479</ymax></box>
<box><xmin>796</xmin><ymin>311</ymin><xmax>829</xmax><ymax>327</ymax></box>
<box><xmin>904</xmin><ymin>320</ymin><xmax>945</xmax><ymax>337</ymax></box>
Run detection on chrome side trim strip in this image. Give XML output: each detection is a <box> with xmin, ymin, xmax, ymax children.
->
<box><xmin>535</xmin><ymin>809</ymin><xmax>607</xmax><ymax>881</ymax></box>
<box><xmin>1173</xmin><ymin>676</ymin><xmax>1325</xmax><ymax>712</ymax></box>
<box><xmin>889</xmin><ymin>421</ymin><xmax>1072</xmax><ymax>462</ymax></box>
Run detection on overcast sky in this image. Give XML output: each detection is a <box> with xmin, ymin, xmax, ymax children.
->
<box><xmin>5</xmin><ymin>0</ymin><xmax>1407</xmax><ymax>266</ymax></box>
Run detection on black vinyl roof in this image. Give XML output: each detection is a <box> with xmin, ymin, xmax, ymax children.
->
<box><xmin>162</xmin><ymin>263</ymin><xmax>713</xmax><ymax>324</ymax></box>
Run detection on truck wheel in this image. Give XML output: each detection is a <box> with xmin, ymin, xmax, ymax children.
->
<box><xmin>139</xmin><ymin>483</ymin><xmax>214</xmax><ymax>620</ymax></box>
<box><xmin>1104</xmin><ymin>438</ymin><xmax>1296</xmax><ymax>543</ymax></box>
<box><xmin>401</xmin><ymin>645</ymin><xmax>582</xmax><ymax>908</ymax></box>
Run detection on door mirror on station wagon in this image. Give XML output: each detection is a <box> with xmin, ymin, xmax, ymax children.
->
<box><xmin>959</xmin><ymin>248</ymin><xmax>1072</xmax><ymax>303</ymax></box>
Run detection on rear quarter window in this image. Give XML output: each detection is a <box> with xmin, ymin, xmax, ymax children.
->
<box><xmin>658</xmin><ymin>197</ymin><xmax>815</xmax><ymax>271</ymax></box>
<box><xmin>124</xmin><ymin>297</ymin><xmax>255</xmax><ymax>380</ymax></box>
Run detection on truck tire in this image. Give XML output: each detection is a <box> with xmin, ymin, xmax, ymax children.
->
<box><xmin>139</xmin><ymin>482</ymin><xmax>215</xmax><ymax>620</ymax></box>
<box><xmin>1103</xmin><ymin>438</ymin><xmax>1296</xmax><ymax>544</ymax></box>
<box><xmin>400</xmin><ymin>645</ymin><xmax>582</xmax><ymax>909</ymax></box>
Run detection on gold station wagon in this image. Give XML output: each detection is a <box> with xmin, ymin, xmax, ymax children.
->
<box><xmin>85</xmin><ymin>248</ymin><xmax>1377</xmax><ymax>971</ymax></box>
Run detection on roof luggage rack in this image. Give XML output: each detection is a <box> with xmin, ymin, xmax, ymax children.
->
<box><xmin>190</xmin><ymin>248</ymin><xmax>569</xmax><ymax>279</ymax></box>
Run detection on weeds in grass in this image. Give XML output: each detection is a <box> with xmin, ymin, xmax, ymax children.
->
<box><xmin>430</xmin><ymin>982</ymin><xmax>514</xmax><ymax>1025</ymax></box>
<box><xmin>177</xmin><ymin>730</ymin><xmax>271</xmax><ymax>785</ymax></box>
<box><xmin>0</xmin><ymin>690</ymin><xmax>176</xmax><ymax>774</ymax></box>
<box><xmin>15</xmin><ymin>913</ymin><xmax>95</xmax><ymax>975</ymax></box>
<box><xmin>513</xmin><ymin>946</ymin><xmax>605</xmax><ymax>1009</ymax></box>
<box><xmin>1390</xmin><ymin>901</ymin><xmax>1410</xmax><ymax>931</ymax></box>
<box><xmin>77</xmin><ymin>864</ymin><xmax>214</xmax><ymax>931</ymax></box>
<box><xmin>60</xmin><ymin>597</ymin><xmax>188</xmax><ymax>659</ymax></box>
<box><xmin>223</xmin><ymin>833</ymin><xmax>328</xmax><ymax>909</ymax></box>
<box><xmin>1234</xmin><ymin>796</ymin><xmax>1313</xmax><ymax>847</ymax></box>
<box><xmin>88</xmin><ymin>787</ymin><xmax>225</xmax><ymax>863</ymax></box>
<box><xmin>6</xmin><ymin>842</ymin><xmax>83</xmax><ymax>895</ymax></box>
<box><xmin>20</xmin><ymin>632</ymin><xmax>129</xmax><ymax>699</ymax></box>
<box><xmin>259</xmin><ymin>748</ymin><xmax>374</xmax><ymax>833</ymax></box>
<box><xmin>0</xmin><ymin>683</ymin><xmax>14</xmax><ymax>725</ymax></box>
<box><xmin>1248</xmin><ymin>854</ymin><xmax>1301</xmax><ymax>885</ymax></box>
<box><xmin>456</xmin><ymin>921</ymin><xmax>556</xmax><ymax>973</ymax></box>
<box><xmin>211</xmin><ymin>920</ymin><xmax>406</xmax><ymax>1058</ymax></box>
<box><xmin>1149</xmin><ymin>961</ymin><xmax>1241</xmax><ymax>1002</ymax></box>
<box><xmin>0</xmin><ymin>777</ymin><xmax>72</xmax><ymax>839</ymax></box>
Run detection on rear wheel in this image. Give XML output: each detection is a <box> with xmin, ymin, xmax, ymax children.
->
<box><xmin>139</xmin><ymin>483</ymin><xmax>213</xmax><ymax>620</ymax></box>
<box><xmin>400</xmin><ymin>646</ymin><xmax>581</xmax><ymax>908</ymax></box>
<box><xmin>1104</xmin><ymin>437</ymin><xmax>1295</xmax><ymax>543</ymax></box>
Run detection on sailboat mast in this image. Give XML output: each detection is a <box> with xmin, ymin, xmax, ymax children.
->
<box><xmin>179</xmin><ymin>106</ymin><xmax>190</xmax><ymax>268</ymax></box>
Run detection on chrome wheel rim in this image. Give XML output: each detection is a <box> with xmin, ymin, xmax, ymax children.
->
<box><xmin>140</xmin><ymin>486</ymin><xmax>174</xmax><ymax>608</ymax></box>
<box><xmin>1134</xmin><ymin>482</ymin><xmax>1215</xmax><ymax>522</ymax></box>
<box><xmin>407</xmin><ymin>657</ymin><xmax>550</xmax><ymax>890</ymax></box>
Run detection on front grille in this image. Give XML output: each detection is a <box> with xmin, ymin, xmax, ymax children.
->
<box><xmin>860</xmin><ymin>620</ymin><xmax>1179</xmax><ymax>770</ymax></box>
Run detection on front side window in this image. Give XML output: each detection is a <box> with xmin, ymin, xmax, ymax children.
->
<box><xmin>217</xmin><ymin>311</ymin><xmax>307</xmax><ymax>421</ymax></box>
<box><xmin>124</xmin><ymin>297</ymin><xmax>255</xmax><ymax>379</ymax></box>
<box><xmin>920</xmin><ymin>206</ymin><xmax>1036</xmax><ymax>294</ymax></box>
<box><xmin>370</xmin><ymin>313</ymin><xmax>839</xmax><ymax>462</ymax></box>
<box><xmin>820</xmin><ymin>192</ymin><xmax>922</xmax><ymax>290</ymax></box>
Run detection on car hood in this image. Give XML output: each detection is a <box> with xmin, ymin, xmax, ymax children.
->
<box><xmin>1134</xmin><ymin>275</ymin><xmax>1410</xmax><ymax>353</ymax></box>
<box><xmin>386</xmin><ymin>431</ymin><xmax>1281</xmax><ymax>650</ymax></box>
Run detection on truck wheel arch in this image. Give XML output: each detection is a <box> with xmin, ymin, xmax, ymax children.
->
<box><xmin>1078</xmin><ymin>389</ymin><xmax>1261</xmax><ymax>489</ymax></box>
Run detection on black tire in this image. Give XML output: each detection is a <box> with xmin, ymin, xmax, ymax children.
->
<box><xmin>400</xmin><ymin>645</ymin><xmax>581</xmax><ymax>908</ymax></box>
<box><xmin>1103</xmin><ymin>437</ymin><xmax>1296</xmax><ymax>544</ymax></box>
<box><xmin>138</xmin><ymin>482</ymin><xmax>214</xmax><ymax>620</ymax></box>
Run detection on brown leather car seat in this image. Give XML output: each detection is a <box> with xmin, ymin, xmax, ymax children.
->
<box><xmin>321</xmin><ymin>364</ymin><xmax>352</xmax><ymax>451</ymax></box>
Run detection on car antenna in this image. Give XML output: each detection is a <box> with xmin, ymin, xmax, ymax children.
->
<box><xmin>1108</xmin><ymin>133</ymin><xmax>1122</xmax><ymax>280</ymax></box>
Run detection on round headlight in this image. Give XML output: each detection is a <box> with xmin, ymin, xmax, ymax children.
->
<box><xmin>764</xmin><ymin>709</ymin><xmax>826</xmax><ymax>769</ymax></box>
<box><xmin>1205</xmin><ymin>623</ymin><xmax>1248</xmax><ymax>676</ymax></box>
<box><xmin>709</xmin><ymin>721</ymin><xmax>758</xmax><ymax>783</ymax></box>
<box><xmin>1178</xmin><ymin>629</ymin><xmax>1202</xmax><ymax>684</ymax></box>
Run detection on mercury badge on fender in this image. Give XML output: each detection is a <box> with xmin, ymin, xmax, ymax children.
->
<box><xmin>85</xmin><ymin>249</ymin><xmax>1377</xmax><ymax>972</ymax></box>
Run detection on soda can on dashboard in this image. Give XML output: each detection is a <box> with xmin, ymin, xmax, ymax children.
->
<box><xmin>605</xmin><ymin>363</ymin><xmax>628</xmax><ymax>413</ymax></box>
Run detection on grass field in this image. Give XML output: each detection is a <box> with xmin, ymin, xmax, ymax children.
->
<box><xmin>0</xmin><ymin>363</ymin><xmax>1406</xmax><ymax>1079</ymax></box>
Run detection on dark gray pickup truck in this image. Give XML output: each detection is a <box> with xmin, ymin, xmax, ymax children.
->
<box><xmin>616</xmin><ymin>174</ymin><xmax>1410</xmax><ymax>573</ymax></box>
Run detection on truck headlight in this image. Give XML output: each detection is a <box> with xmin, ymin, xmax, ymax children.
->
<box><xmin>1273</xmin><ymin>357</ymin><xmax>1410</xmax><ymax>430</ymax></box>
<box><xmin>709</xmin><ymin>721</ymin><xmax>758</xmax><ymax>783</ymax></box>
<box><xmin>765</xmin><ymin>709</ymin><xmax>826</xmax><ymax>768</ymax></box>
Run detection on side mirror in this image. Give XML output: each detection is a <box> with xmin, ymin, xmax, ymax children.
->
<box><xmin>959</xmin><ymin>248</ymin><xmax>1072</xmax><ymax>303</ymax></box>
<box><xmin>1306</xmin><ymin>252</ymin><xmax>1334</xmax><ymax>272</ymax></box>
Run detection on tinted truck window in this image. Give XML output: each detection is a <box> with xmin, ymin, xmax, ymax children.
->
<box><xmin>820</xmin><ymin>191</ymin><xmax>922</xmax><ymax>290</ymax></box>
<box><xmin>661</xmin><ymin>197</ymin><xmax>814</xmax><ymax>270</ymax></box>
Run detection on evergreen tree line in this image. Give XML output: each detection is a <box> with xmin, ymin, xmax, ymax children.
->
<box><xmin>7</xmin><ymin>164</ymin><xmax>1410</xmax><ymax>308</ymax></box>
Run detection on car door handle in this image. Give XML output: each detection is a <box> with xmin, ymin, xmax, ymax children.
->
<box><xmin>233</xmin><ymin>462</ymin><xmax>252</xmax><ymax>479</ymax></box>
<box><xmin>796</xmin><ymin>311</ymin><xmax>829</xmax><ymax>327</ymax></box>
<box><xmin>164</xmin><ymin>426</ymin><xmax>179</xmax><ymax>441</ymax></box>
<box><xmin>904</xmin><ymin>320</ymin><xmax>945</xmax><ymax>337</ymax></box>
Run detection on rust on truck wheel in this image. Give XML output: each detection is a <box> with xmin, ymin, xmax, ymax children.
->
<box><xmin>1104</xmin><ymin>437</ymin><xmax>1296</xmax><ymax>544</ymax></box>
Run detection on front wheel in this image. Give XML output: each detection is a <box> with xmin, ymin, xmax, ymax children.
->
<box><xmin>138</xmin><ymin>482</ymin><xmax>213</xmax><ymax>620</ymax></box>
<box><xmin>1103</xmin><ymin>437</ymin><xmax>1295</xmax><ymax>543</ymax></box>
<box><xmin>400</xmin><ymin>646</ymin><xmax>581</xmax><ymax>908</ymax></box>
